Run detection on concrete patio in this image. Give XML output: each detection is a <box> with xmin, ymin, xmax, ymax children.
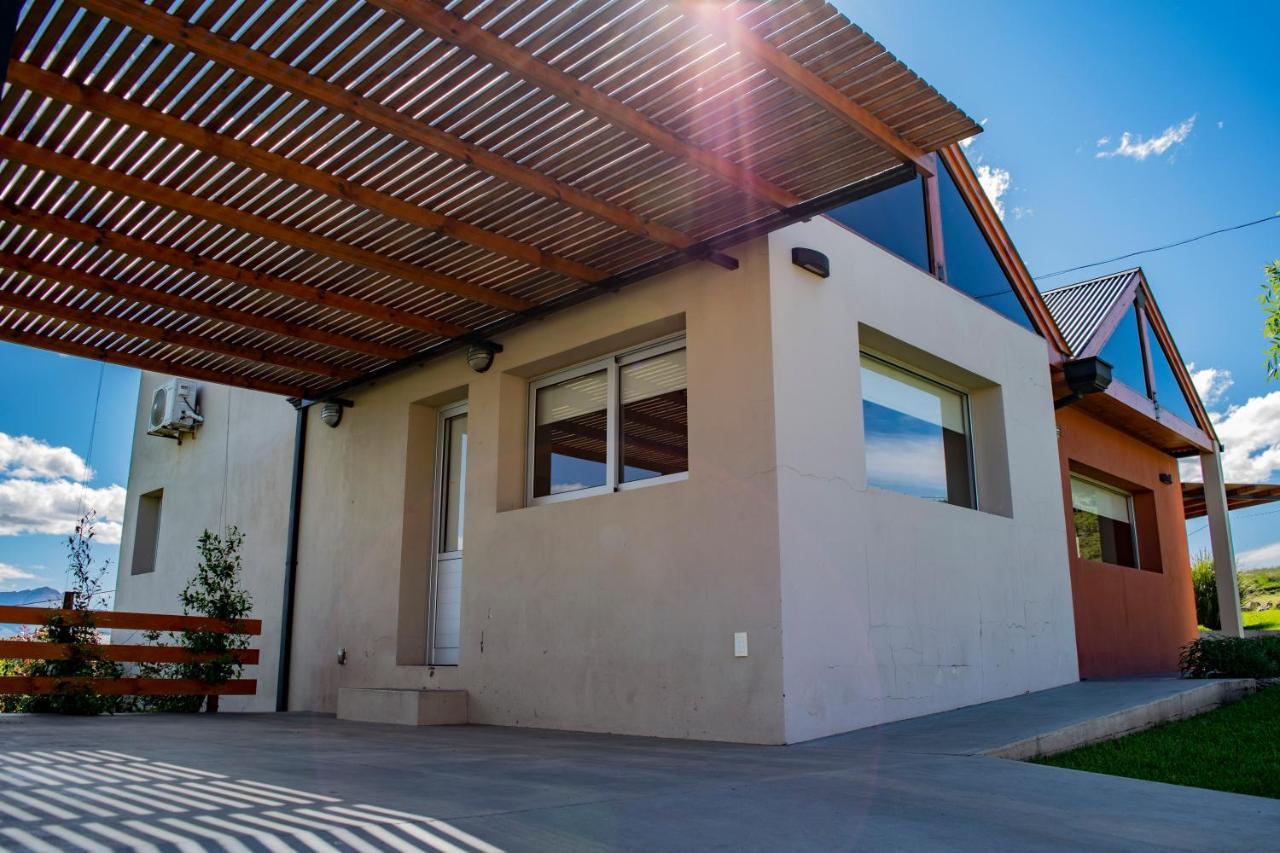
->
<box><xmin>0</xmin><ymin>678</ymin><xmax>1276</xmax><ymax>851</ymax></box>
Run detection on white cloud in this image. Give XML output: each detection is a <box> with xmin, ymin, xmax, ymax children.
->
<box><xmin>0</xmin><ymin>562</ymin><xmax>36</xmax><ymax>590</ymax></box>
<box><xmin>0</xmin><ymin>478</ymin><xmax>125</xmax><ymax>544</ymax></box>
<box><xmin>1239</xmin><ymin>541</ymin><xmax>1280</xmax><ymax>570</ymax></box>
<box><xmin>1217</xmin><ymin>121</ymin><xmax>1224</xmax><ymax>129</ymax></box>
<box><xmin>0</xmin><ymin>432</ymin><xmax>93</xmax><ymax>481</ymax></box>
<box><xmin>1188</xmin><ymin>363</ymin><xmax>1234</xmax><ymax>407</ymax></box>
<box><xmin>975</xmin><ymin>165</ymin><xmax>1011</xmax><ymax>220</ymax></box>
<box><xmin>1178</xmin><ymin>367</ymin><xmax>1280</xmax><ymax>485</ymax></box>
<box><xmin>1096</xmin><ymin>115</ymin><xmax>1196</xmax><ymax>160</ymax></box>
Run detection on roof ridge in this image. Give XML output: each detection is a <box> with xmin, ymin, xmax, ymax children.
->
<box><xmin>1041</xmin><ymin>267</ymin><xmax>1142</xmax><ymax>294</ymax></box>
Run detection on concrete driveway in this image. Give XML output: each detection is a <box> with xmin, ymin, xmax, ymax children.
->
<box><xmin>0</xmin><ymin>682</ymin><xmax>1277</xmax><ymax>851</ymax></box>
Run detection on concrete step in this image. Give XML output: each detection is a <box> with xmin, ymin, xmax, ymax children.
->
<box><xmin>337</xmin><ymin>687</ymin><xmax>468</xmax><ymax>726</ymax></box>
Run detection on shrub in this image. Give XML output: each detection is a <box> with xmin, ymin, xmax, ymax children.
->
<box><xmin>1191</xmin><ymin>550</ymin><xmax>1220</xmax><ymax>629</ymax></box>
<box><xmin>139</xmin><ymin>527</ymin><xmax>253</xmax><ymax>713</ymax></box>
<box><xmin>1180</xmin><ymin>635</ymin><xmax>1280</xmax><ymax>679</ymax></box>
<box><xmin>4</xmin><ymin>513</ymin><xmax>124</xmax><ymax>714</ymax></box>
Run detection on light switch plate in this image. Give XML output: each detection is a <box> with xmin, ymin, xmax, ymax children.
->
<box><xmin>734</xmin><ymin>632</ymin><xmax>748</xmax><ymax>657</ymax></box>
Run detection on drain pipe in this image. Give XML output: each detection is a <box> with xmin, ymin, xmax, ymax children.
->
<box><xmin>276</xmin><ymin>400</ymin><xmax>308</xmax><ymax>712</ymax></box>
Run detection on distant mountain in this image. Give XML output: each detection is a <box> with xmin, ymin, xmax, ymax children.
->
<box><xmin>0</xmin><ymin>587</ymin><xmax>61</xmax><ymax>636</ymax></box>
<box><xmin>0</xmin><ymin>587</ymin><xmax>61</xmax><ymax>607</ymax></box>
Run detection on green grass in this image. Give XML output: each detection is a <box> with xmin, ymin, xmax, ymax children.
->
<box><xmin>1244</xmin><ymin>609</ymin><xmax>1280</xmax><ymax>632</ymax></box>
<box><xmin>1034</xmin><ymin>686</ymin><xmax>1280</xmax><ymax>799</ymax></box>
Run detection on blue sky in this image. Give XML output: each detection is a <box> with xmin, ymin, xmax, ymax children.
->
<box><xmin>1</xmin><ymin>1</ymin><xmax>1278</xmax><ymax>594</ymax></box>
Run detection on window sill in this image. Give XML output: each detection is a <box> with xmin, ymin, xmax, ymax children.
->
<box><xmin>527</xmin><ymin>471</ymin><xmax>688</xmax><ymax>508</ymax></box>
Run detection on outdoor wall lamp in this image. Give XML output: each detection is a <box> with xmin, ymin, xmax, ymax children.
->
<box><xmin>791</xmin><ymin>246</ymin><xmax>830</xmax><ymax>278</ymax></box>
<box><xmin>1054</xmin><ymin>356</ymin><xmax>1114</xmax><ymax>409</ymax></box>
<box><xmin>319</xmin><ymin>398</ymin><xmax>353</xmax><ymax>428</ymax></box>
<box><xmin>466</xmin><ymin>341</ymin><xmax>504</xmax><ymax>373</ymax></box>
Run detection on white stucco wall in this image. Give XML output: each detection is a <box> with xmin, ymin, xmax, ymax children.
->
<box><xmin>115</xmin><ymin>375</ymin><xmax>294</xmax><ymax>711</ymax></box>
<box><xmin>768</xmin><ymin>218</ymin><xmax>1079</xmax><ymax>743</ymax></box>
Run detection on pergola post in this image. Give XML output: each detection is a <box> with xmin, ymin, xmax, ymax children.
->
<box><xmin>1200</xmin><ymin>447</ymin><xmax>1243</xmax><ymax>637</ymax></box>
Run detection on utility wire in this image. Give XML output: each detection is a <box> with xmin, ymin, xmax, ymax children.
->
<box><xmin>1035</xmin><ymin>213</ymin><xmax>1280</xmax><ymax>282</ymax></box>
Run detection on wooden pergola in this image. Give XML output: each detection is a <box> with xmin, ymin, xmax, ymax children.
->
<box><xmin>0</xmin><ymin>0</ymin><xmax>980</xmax><ymax>399</ymax></box>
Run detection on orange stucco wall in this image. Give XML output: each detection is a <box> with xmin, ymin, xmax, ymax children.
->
<box><xmin>1055</xmin><ymin>407</ymin><xmax>1199</xmax><ymax>677</ymax></box>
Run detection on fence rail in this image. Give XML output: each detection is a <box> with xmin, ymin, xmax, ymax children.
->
<box><xmin>0</xmin><ymin>602</ymin><xmax>261</xmax><ymax>703</ymax></box>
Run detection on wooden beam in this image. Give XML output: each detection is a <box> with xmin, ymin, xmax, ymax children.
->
<box><xmin>0</xmin><ymin>250</ymin><xmax>412</xmax><ymax>362</ymax></box>
<box><xmin>367</xmin><ymin>0</ymin><xmax>803</xmax><ymax>212</ymax></box>
<box><xmin>0</xmin><ymin>204</ymin><xmax>453</xmax><ymax>347</ymax></box>
<box><xmin>0</xmin><ymin>641</ymin><xmax>260</xmax><ymax>665</ymax></box>
<box><xmin>0</xmin><ymin>676</ymin><xmax>256</xmax><ymax>696</ymax></box>
<box><xmin>0</xmin><ymin>136</ymin><xmax>528</xmax><ymax>316</ymax></box>
<box><xmin>71</xmin><ymin>0</ymin><xmax>731</xmax><ymax>265</ymax></box>
<box><xmin>684</xmin><ymin>4</ymin><xmax>935</xmax><ymax>177</ymax></box>
<box><xmin>0</xmin><ymin>606</ymin><xmax>262</xmax><ymax>633</ymax></box>
<box><xmin>0</xmin><ymin>286</ymin><xmax>360</xmax><ymax>380</ymax></box>
<box><xmin>0</xmin><ymin>326</ymin><xmax>310</xmax><ymax>397</ymax></box>
<box><xmin>6</xmin><ymin>60</ymin><xmax>607</xmax><ymax>285</ymax></box>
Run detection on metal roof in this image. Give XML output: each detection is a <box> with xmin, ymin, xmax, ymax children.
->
<box><xmin>1040</xmin><ymin>269</ymin><xmax>1140</xmax><ymax>355</ymax></box>
<box><xmin>0</xmin><ymin>0</ymin><xmax>983</xmax><ymax>398</ymax></box>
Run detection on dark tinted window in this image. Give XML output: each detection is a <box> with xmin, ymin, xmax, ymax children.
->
<box><xmin>1098</xmin><ymin>307</ymin><xmax>1150</xmax><ymax>396</ymax></box>
<box><xmin>1147</xmin><ymin>324</ymin><xmax>1199</xmax><ymax>425</ymax></box>
<box><xmin>827</xmin><ymin>175</ymin><xmax>930</xmax><ymax>271</ymax></box>
<box><xmin>936</xmin><ymin>163</ymin><xmax>1037</xmax><ymax>332</ymax></box>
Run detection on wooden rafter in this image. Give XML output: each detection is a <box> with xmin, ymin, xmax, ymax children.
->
<box><xmin>5</xmin><ymin>61</ymin><xmax>607</xmax><ymax>285</ymax></box>
<box><xmin>70</xmin><ymin>0</ymin><xmax>732</xmax><ymax>266</ymax></box>
<box><xmin>0</xmin><ymin>286</ymin><xmax>360</xmax><ymax>380</ymax></box>
<box><xmin>683</xmin><ymin>4</ymin><xmax>936</xmax><ymax>177</ymax></box>
<box><xmin>0</xmin><ymin>251</ymin><xmax>410</xmax><ymax>362</ymax></box>
<box><xmin>366</xmin><ymin>0</ymin><xmax>803</xmax><ymax>211</ymax></box>
<box><xmin>0</xmin><ymin>205</ymin><xmax>457</xmax><ymax>347</ymax></box>
<box><xmin>0</xmin><ymin>136</ymin><xmax>528</xmax><ymax>318</ymax></box>
<box><xmin>0</xmin><ymin>325</ymin><xmax>308</xmax><ymax>397</ymax></box>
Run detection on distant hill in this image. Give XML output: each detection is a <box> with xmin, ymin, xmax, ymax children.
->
<box><xmin>0</xmin><ymin>587</ymin><xmax>61</xmax><ymax>607</ymax></box>
<box><xmin>0</xmin><ymin>587</ymin><xmax>61</xmax><ymax>636</ymax></box>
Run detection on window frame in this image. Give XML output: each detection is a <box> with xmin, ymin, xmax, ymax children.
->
<box><xmin>859</xmin><ymin>350</ymin><xmax>978</xmax><ymax>510</ymax></box>
<box><xmin>527</xmin><ymin>334</ymin><xmax>688</xmax><ymax>506</ymax></box>
<box><xmin>1069</xmin><ymin>473</ymin><xmax>1141</xmax><ymax>569</ymax></box>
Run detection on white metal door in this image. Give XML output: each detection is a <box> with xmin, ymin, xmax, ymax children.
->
<box><xmin>430</xmin><ymin>403</ymin><xmax>467</xmax><ymax>665</ymax></box>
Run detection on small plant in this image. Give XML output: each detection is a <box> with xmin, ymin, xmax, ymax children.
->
<box><xmin>142</xmin><ymin>527</ymin><xmax>253</xmax><ymax>712</ymax></box>
<box><xmin>6</xmin><ymin>512</ymin><xmax>124</xmax><ymax>714</ymax></box>
<box><xmin>1189</xmin><ymin>550</ymin><xmax>1252</xmax><ymax>630</ymax></box>
<box><xmin>1180</xmin><ymin>635</ymin><xmax>1280</xmax><ymax>679</ymax></box>
<box><xmin>1262</xmin><ymin>260</ymin><xmax>1280</xmax><ymax>380</ymax></box>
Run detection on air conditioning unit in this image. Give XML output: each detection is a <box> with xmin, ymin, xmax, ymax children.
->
<box><xmin>148</xmin><ymin>378</ymin><xmax>204</xmax><ymax>438</ymax></box>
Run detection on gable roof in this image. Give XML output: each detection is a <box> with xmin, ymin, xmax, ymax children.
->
<box><xmin>1040</xmin><ymin>269</ymin><xmax>1141</xmax><ymax>355</ymax></box>
<box><xmin>0</xmin><ymin>0</ymin><xmax>981</xmax><ymax>399</ymax></box>
<box><xmin>1041</xmin><ymin>267</ymin><xmax>1216</xmax><ymax>444</ymax></box>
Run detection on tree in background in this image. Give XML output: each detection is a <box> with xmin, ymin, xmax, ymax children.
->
<box><xmin>1263</xmin><ymin>260</ymin><xmax>1280</xmax><ymax>380</ymax></box>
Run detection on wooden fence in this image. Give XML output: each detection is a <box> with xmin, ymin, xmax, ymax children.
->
<box><xmin>0</xmin><ymin>599</ymin><xmax>261</xmax><ymax>702</ymax></box>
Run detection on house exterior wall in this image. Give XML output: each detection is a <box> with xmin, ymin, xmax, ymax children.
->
<box><xmin>287</xmin><ymin>238</ymin><xmax>787</xmax><ymax>743</ymax></box>
<box><xmin>115</xmin><ymin>376</ymin><xmax>295</xmax><ymax>711</ymax></box>
<box><xmin>1055</xmin><ymin>406</ymin><xmax>1199</xmax><ymax>677</ymax></box>
<box><xmin>769</xmin><ymin>218</ymin><xmax>1079</xmax><ymax>743</ymax></box>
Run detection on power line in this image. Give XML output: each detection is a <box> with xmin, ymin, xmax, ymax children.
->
<box><xmin>1035</xmin><ymin>213</ymin><xmax>1280</xmax><ymax>281</ymax></box>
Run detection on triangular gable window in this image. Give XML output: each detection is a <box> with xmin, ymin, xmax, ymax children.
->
<box><xmin>936</xmin><ymin>162</ymin><xmax>1038</xmax><ymax>333</ymax></box>
<box><xmin>1145</xmin><ymin>319</ymin><xmax>1200</xmax><ymax>426</ymax></box>
<box><xmin>1097</xmin><ymin>306</ymin><xmax>1149</xmax><ymax>396</ymax></box>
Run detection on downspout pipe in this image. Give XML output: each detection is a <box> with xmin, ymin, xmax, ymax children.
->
<box><xmin>276</xmin><ymin>400</ymin><xmax>308</xmax><ymax>712</ymax></box>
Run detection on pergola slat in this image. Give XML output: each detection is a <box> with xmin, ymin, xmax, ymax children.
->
<box><xmin>0</xmin><ymin>324</ymin><xmax>309</xmax><ymax>397</ymax></box>
<box><xmin>0</xmin><ymin>205</ymin><xmax>463</xmax><ymax>345</ymax></box>
<box><xmin>4</xmin><ymin>61</ymin><xmax>608</xmax><ymax>285</ymax></box>
<box><xmin>0</xmin><ymin>280</ymin><xmax>361</xmax><ymax>380</ymax></box>
<box><xmin>70</xmin><ymin>0</ymin><xmax>731</xmax><ymax>266</ymax></box>
<box><xmin>684</xmin><ymin>3</ymin><xmax>936</xmax><ymax>176</ymax></box>
<box><xmin>367</xmin><ymin>0</ymin><xmax>803</xmax><ymax>212</ymax></box>
<box><xmin>0</xmin><ymin>136</ymin><xmax>528</xmax><ymax>318</ymax></box>
<box><xmin>0</xmin><ymin>250</ymin><xmax>410</xmax><ymax>362</ymax></box>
